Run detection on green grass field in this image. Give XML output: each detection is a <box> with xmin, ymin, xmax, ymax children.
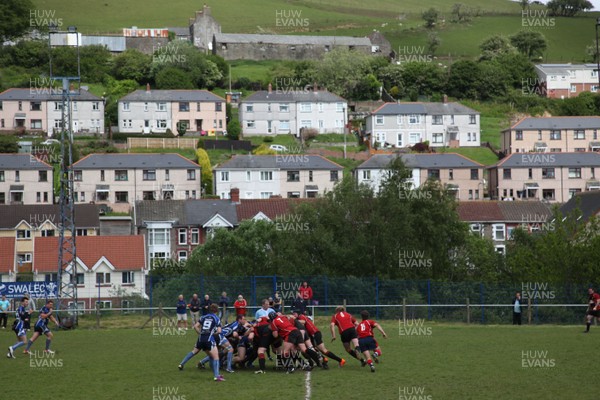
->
<box><xmin>0</xmin><ymin>320</ymin><xmax>589</xmax><ymax>399</ymax></box>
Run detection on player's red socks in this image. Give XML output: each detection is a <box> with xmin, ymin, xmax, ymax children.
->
<box><xmin>374</xmin><ymin>349</ymin><xmax>381</xmax><ymax>357</ymax></box>
<box><xmin>367</xmin><ymin>359</ymin><xmax>373</xmax><ymax>365</ymax></box>
<box><xmin>258</xmin><ymin>353</ymin><xmax>266</xmax><ymax>370</ymax></box>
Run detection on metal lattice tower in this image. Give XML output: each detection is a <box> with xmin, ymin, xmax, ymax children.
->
<box><xmin>49</xmin><ymin>26</ymin><xmax>80</xmax><ymax>323</ymax></box>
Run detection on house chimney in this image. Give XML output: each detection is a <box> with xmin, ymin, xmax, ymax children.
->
<box><xmin>442</xmin><ymin>94</ymin><xmax>448</xmax><ymax>104</ymax></box>
<box><xmin>230</xmin><ymin>187</ymin><xmax>240</xmax><ymax>203</ymax></box>
<box><xmin>268</xmin><ymin>82</ymin><xmax>272</xmax><ymax>94</ymax></box>
<box><xmin>146</xmin><ymin>83</ymin><xmax>151</xmax><ymax>93</ymax></box>
<box><xmin>313</xmin><ymin>82</ymin><xmax>318</xmax><ymax>92</ymax></box>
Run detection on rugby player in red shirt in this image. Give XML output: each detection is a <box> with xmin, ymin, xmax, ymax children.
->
<box><xmin>585</xmin><ymin>288</ymin><xmax>600</xmax><ymax>333</ymax></box>
<box><xmin>357</xmin><ymin>310</ymin><xmax>387</xmax><ymax>372</ymax></box>
<box><xmin>330</xmin><ymin>306</ymin><xmax>365</xmax><ymax>365</ymax></box>
<box><xmin>294</xmin><ymin>311</ymin><xmax>345</xmax><ymax>368</ymax></box>
<box><xmin>269</xmin><ymin>312</ymin><xmax>321</xmax><ymax>373</ymax></box>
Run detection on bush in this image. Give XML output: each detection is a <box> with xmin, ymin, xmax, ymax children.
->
<box><xmin>227</xmin><ymin>118</ymin><xmax>241</xmax><ymax>141</ymax></box>
<box><xmin>263</xmin><ymin>136</ymin><xmax>274</xmax><ymax>143</ymax></box>
<box><xmin>197</xmin><ymin>139</ymin><xmax>205</xmax><ymax>149</ymax></box>
<box><xmin>301</xmin><ymin>128</ymin><xmax>318</xmax><ymax>142</ymax></box>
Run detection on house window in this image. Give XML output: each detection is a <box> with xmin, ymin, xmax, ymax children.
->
<box><xmin>493</xmin><ymin>224</ymin><xmax>505</xmax><ymax>241</ymax></box>
<box><xmin>245</xmin><ymin>104</ymin><xmax>253</xmax><ymax>112</ymax></box>
<box><xmin>245</xmin><ymin>171</ymin><xmax>251</xmax><ymax>181</ymax></box>
<box><xmin>300</xmin><ymin>120</ymin><xmax>311</xmax><ymax>128</ymax></box>
<box><xmin>309</xmin><ymin>171</ymin><xmax>313</xmax><ymax>182</ymax></box>
<box><xmin>318</xmin><ymin>103</ymin><xmax>323</xmax><ymax>112</ymax></box>
<box><xmin>550</xmin><ymin>130</ymin><xmax>561</xmax><ymax>140</ymax></box>
<box><xmin>148</xmin><ymin>228</ymin><xmax>169</xmax><ymax>246</ymax></box>
<box><xmin>260</xmin><ymin>171</ymin><xmax>273</xmax><ymax>181</ymax></box>
<box><xmin>246</xmin><ymin>121</ymin><xmax>255</xmax><ymax>129</ymax></box>
<box><xmin>0</xmin><ymin>193</ymin><xmax>4</xmax><ymax>204</ymax></box>
<box><xmin>16</xmin><ymin>230</ymin><xmax>31</xmax><ymax>239</ymax></box>
<box><xmin>279</xmin><ymin>104</ymin><xmax>289</xmax><ymax>112</ymax></box>
<box><xmin>41</xmin><ymin>229</ymin><xmax>55</xmax><ymax>237</ymax></box>
<box><xmin>17</xmin><ymin>253</ymin><xmax>32</xmax><ymax>263</ymax></box>
<box><xmin>178</xmin><ymin>251</ymin><xmax>188</xmax><ymax>262</ymax></box>
<box><xmin>574</xmin><ymin>130</ymin><xmax>585</xmax><ymax>140</ymax></box>
<box><xmin>31</xmin><ymin>120</ymin><xmax>42</xmax><ymax>129</ymax></box>
<box><xmin>470</xmin><ymin>224</ymin><xmax>483</xmax><ymax>236</ymax></box>
<box><xmin>162</xmin><ymin>190</ymin><xmax>174</xmax><ymax>200</ymax></box>
<box><xmin>122</xmin><ymin>271</ymin><xmax>134</xmax><ymax>284</ymax></box>
<box><xmin>100</xmin><ymin>170</ymin><xmax>105</xmax><ymax>181</ymax></box>
<box><xmin>449</xmin><ymin>169</ymin><xmax>454</xmax><ymax>180</ymax></box>
<box><xmin>39</xmin><ymin>171</ymin><xmax>48</xmax><ymax>182</ymax></box>
<box><xmin>191</xmin><ymin>229</ymin><xmax>199</xmax><ymax>244</ymax></box>
<box><xmin>157</xmin><ymin>102</ymin><xmax>166</xmax><ymax>111</ymax></box>
<box><xmin>469</xmin><ymin>115</ymin><xmax>476</xmax><ymax>124</ymax></box>
<box><xmin>157</xmin><ymin>120</ymin><xmax>167</xmax><ymax>129</ymax></box>
<box><xmin>542</xmin><ymin>189</ymin><xmax>555</xmax><ymax>200</ymax></box>
<box><xmin>470</xmin><ymin>169</ymin><xmax>479</xmax><ymax>180</ymax></box>
<box><xmin>300</xmin><ymin>103</ymin><xmax>311</xmax><ymax>112</ymax></box>
<box><xmin>362</xmin><ymin>170</ymin><xmax>371</xmax><ymax>180</ymax></box>
<box><xmin>143</xmin><ymin>170</ymin><xmax>156</xmax><ymax>180</ymax></box>
<box><xmin>397</xmin><ymin>133</ymin><xmax>404</xmax><ymax>147</ymax></box>
<box><xmin>330</xmin><ymin>170</ymin><xmax>339</xmax><ymax>182</ymax></box>
<box><xmin>96</xmin><ymin>273</ymin><xmax>111</xmax><ymax>285</ymax></box>
<box><xmin>568</xmin><ymin>168</ymin><xmax>581</xmax><ymax>178</ymax></box>
<box><xmin>336</xmin><ymin>103</ymin><xmax>344</xmax><ymax>112</ymax></box>
<box><xmin>179</xmin><ymin>102</ymin><xmax>190</xmax><ymax>112</ymax></box>
<box><xmin>569</xmin><ymin>188</ymin><xmax>582</xmax><ymax>198</ymax></box>
<box><xmin>288</xmin><ymin>192</ymin><xmax>301</xmax><ymax>198</ymax></box>
<box><xmin>408</xmin><ymin>114</ymin><xmax>420</xmax><ymax>124</ymax></box>
<box><xmin>15</xmin><ymin>171</ymin><xmax>20</xmax><ymax>182</ymax></box>
<box><xmin>220</xmin><ymin>171</ymin><xmax>229</xmax><ymax>182</ymax></box>
<box><xmin>122</xmin><ymin>102</ymin><xmax>130</xmax><ymax>111</ymax></box>
<box><xmin>216</xmin><ymin>102</ymin><xmax>222</xmax><ymax>112</ymax></box>
<box><xmin>0</xmin><ymin>171</ymin><xmax>3</xmax><ymax>182</ymax></box>
<box><xmin>537</xmin><ymin>130</ymin><xmax>542</xmax><ymax>140</ymax></box>
<box><xmin>36</xmin><ymin>192</ymin><xmax>41</xmax><ymax>203</ymax></box>
<box><xmin>74</xmin><ymin>171</ymin><xmax>82</xmax><ymax>181</ymax></box>
<box><xmin>432</xmin><ymin>133</ymin><xmax>443</xmax><ymax>144</ymax></box>
<box><xmin>375</xmin><ymin>115</ymin><xmax>384</xmax><ymax>125</ymax></box>
<box><xmin>570</xmin><ymin>85</ymin><xmax>576</xmax><ymax>93</ymax></box>
<box><xmin>516</xmin><ymin>131</ymin><xmax>523</xmax><ymax>140</ymax></box>
<box><xmin>143</xmin><ymin>191</ymin><xmax>155</xmax><ymax>200</ymax></box>
<box><xmin>187</xmin><ymin>169</ymin><xmax>196</xmax><ymax>180</ymax></box>
<box><xmin>495</xmin><ymin>245</ymin><xmax>506</xmax><ymax>255</ymax></box>
<box><xmin>76</xmin><ymin>229</ymin><xmax>88</xmax><ymax>236</ymax></box>
<box><xmin>92</xmin><ymin>102</ymin><xmax>99</xmax><ymax>111</ymax></box>
<box><xmin>178</xmin><ymin>228</ymin><xmax>187</xmax><ymax>245</ymax></box>
<box><xmin>115</xmin><ymin>192</ymin><xmax>128</xmax><ymax>203</ymax></box>
<box><xmin>115</xmin><ymin>170</ymin><xmax>128</xmax><ymax>181</ymax></box>
<box><xmin>432</xmin><ymin>115</ymin><xmax>442</xmax><ymax>125</ymax></box>
<box><xmin>260</xmin><ymin>192</ymin><xmax>274</xmax><ymax>199</ymax></box>
<box><xmin>428</xmin><ymin>169</ymin><xmax>440</xmax><ymax>180</ymax></box>
<box><xmin>409</xmin><ymin>133</ymin><xmax>420</xmax><ymax>144</ymax></box>
<box><xmin>542</xmin><ymin>168</ymin><xmax>555</xmax><ymax>179</ymax></box>
<box><xmin>287</xmin><ymin>171</ymin><xmax>300</xmax><ymax>182</ymax></box>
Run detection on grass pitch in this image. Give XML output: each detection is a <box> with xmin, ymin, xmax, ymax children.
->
<box><xmin>0</xmin><ymin>319</ymin><xmax>589</xmax><ymax>399</ymax></box>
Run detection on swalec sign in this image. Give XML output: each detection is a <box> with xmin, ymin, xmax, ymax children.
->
<box><xmin>0</xmin><ymin>281</ymin><xmax>58</xmax><ymax>299</ymax></box>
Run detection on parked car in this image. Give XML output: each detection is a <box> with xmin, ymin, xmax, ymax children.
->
<box><xmin>41</xmin><ymin>139</ymin><xmax>60</xmax><ymax>145</ymax></box>
<box><xmin>269</xmin><ymin>144</ymin><xmax>288</xmax><ymax>152</ymax></box>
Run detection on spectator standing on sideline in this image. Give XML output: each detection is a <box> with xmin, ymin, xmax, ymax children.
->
<box><xmin>201</xmin><ymin>294</ymin><xmax>212</xmax><ymax>316</ymax></box>
<box><xmin>234</xmin><ymin>295</ymin><xmax>247</xmax><ymax>317</ymax></box>
<box><xmin>292</xmin><ymin>292</ymin><xmax>307</xmax><ymax>315</ymax></box>
<box><xmin>273</xmin><ymin>292</ymin><xmax>282</xmax><ymax>313</ymax></box>
<box><xmin>299</xmin><ymin>282</ymin><xmax>313</xmax><ymax>304</ymax></box>
<box><xmin>218</xmin><ymin>292</ymin><xmax>230</xmax><ymax>324</ymax></box>
<box><xmin>189</xmin><ymin>294</ymin><xmax>201</xmax><ymax>325</ymax></box>
<box><xmin>176</xmin><ymin>294</ymin><xmax>188</xmax><ymax>330</ymax></box>
<box><xmin>513</xmin><ymin>292</ymin><xmax>523</xmax><ymax>325</ymax></box>
<box><xmin>0</xmin><ymin>295</ymin><xmax>10</xmax><ymax>329</ymax></box>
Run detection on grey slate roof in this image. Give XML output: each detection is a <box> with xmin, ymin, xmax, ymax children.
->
<box><xmin>119</xmin><ymin>90</ymin><xmax>225</xmax><ymax>102</ymax></box>
<box><xmin>0</xmin><ymin>88</ymin><xmax>102</xmax><ymax>101</ymax></box>
<box><xmin>214</xmin><ymin>33</ymin><xmax>371</xmax><ymax>47</ymax></box>
<box><xmin>497</xmin><ymin>201</ymin><xmax>553</xmax><ymax>223</ymax></box>
<box><xmin>356</xmin><ymin>153</ymin><xmax>482</xmax><ymax>170</ymax></box>
<box><xmin>73</xmin><ymin>153</ymin><xmax>199</xmax><ymax>170</ymax></box>
<box><xmin>134</xmin><ymin>199</ymin><xmax>238</xmax><ymax>226</ymax></box>
<box><xmin>0</xmin><ymin>204</ymin><xmax>100</xmax><ymax>229</ymax></box>
<box><xmin>510</xmin><ymin>117</ymin><xmax>600</xmax><ymax>130</ymax></box>
<box><xmin>244</xmin><ymin>90</ymin><xmax>346</xmax><ymax>103</ymax></box>
<box><xmin>495</xmin><ymin>152</ymin><xmax>600</xmax><ymax>168</ymax></box>
<box><xmin>535</xmin><ymin>64</ymin><xmax>597</xmax><ymax>75</ymax></box>
<box><xmin>0</xmin><ymin>154</ymin><xmax>52</xmax><ymax>170</ymax></box>
<box><xmin>371</xmin><ymin>102</ymin><xmax>478</xmax><ymax>116</ymax></box>
<box><xmin>560</xmin><ymin>191</ymin><xmax>600</xmax><ymax>222</ymax></box>
<box><xmin>215</xmin><ymin>155</ymin><xmax>343</xmax><ymax>171</ymax></box>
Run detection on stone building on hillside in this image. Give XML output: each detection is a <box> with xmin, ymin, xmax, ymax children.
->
<box><xmin>189</xmin><ymin>4</ymin><xmax>222</xmax><ymax>52</ymax></box>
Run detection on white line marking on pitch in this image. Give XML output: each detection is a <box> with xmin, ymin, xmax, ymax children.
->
<box><xmin>304</xmin><ymin>370</ymin><xmax>312</xmax><ymax>400</ymax></box>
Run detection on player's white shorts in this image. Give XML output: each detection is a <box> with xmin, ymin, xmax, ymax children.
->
<box><xmin>177</xmin><ymin>313</ymin><xmax>188</xmax><ymax>321</ymax></box>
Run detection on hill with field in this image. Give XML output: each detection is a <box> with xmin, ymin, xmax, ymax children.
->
<box><xmin>35</xmin><ymin>0</ymin><xmax>598</xmax><ymax>62</ymax></box>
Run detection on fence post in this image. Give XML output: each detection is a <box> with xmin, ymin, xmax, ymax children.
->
<box><xmin>149</xmin><ymin>275</ymin><xmax>153</xmax><ymax>317</ymax></box>
<box><xmin>158</xmin><ymin>302</ymin><xmax>164</xmax><ymax>326</ymax></box>
<box><xmin>527</xmin><ymin>297</ymin><xmax>532</xmax><ymax>325</ymax></box>
<box><xmin>427</xmin><ymin>280</ymin><xmax>431</xmax><ymax>320</ymax></box>
<box><xmin>402</xmin><ymin>298</ymin><xmax>406</xmax><ymax>323</ymax></box>
<box><xmin>480</xmin><ymin>283</ymin><xmax>485</xmax><ymax>324</ymax></box>
<box><xmin>466</xmin><ymin>298</ymin><xmax>470</xmax><ymax>324</ymax></box>
<box><xmin>343</xmin><ymin>299</ymin><xmax>347</xmax><ymax>309</ymax></box>
<box><xmin>375</xmin><ymin>276</ymin><xmax>379</xmax><ymax>320</ymax></box>
<box><xmin>96</xmin><ymin>302</ymin><xmax>100</xmax><ymax>329</ymax></box>
<box><xmin>324</xmin><ymin>275</ymin><xmax>328</xmax><ymax>312</ymax></box>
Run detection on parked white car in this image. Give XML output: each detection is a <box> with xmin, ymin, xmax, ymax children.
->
<box><xmin>269</xmin><ymin>144</ymin><xmax>288</xmax><ymax>152</ymax></box>
<box><xmin>41</xmin><ymin>139</ymin><xmax>60</xmax><ymax>145</ymax></box>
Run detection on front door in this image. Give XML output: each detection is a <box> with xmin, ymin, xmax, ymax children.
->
<box><xmin>143</xmin><ymin>120</ymin><xmax>150</xmax><ymax>134</ymax></box>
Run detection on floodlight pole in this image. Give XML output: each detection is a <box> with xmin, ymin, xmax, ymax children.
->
<box><xmin>596</xmin><ymin>18</ymin><xmax>600</xmax><ymax>90</ymax></box>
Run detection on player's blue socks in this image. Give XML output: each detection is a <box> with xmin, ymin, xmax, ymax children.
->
<box><xmin>45</xmin><ymin>339</ymin><xmax>51</xmax><ymax>351</ymax></box>
<box><xmin>212</xmin><ymin>358</ymin><xmax>219</xmax><ymax>378</ymax></box>
<box><xmin>200</xmin><ymin>355</ymin><xmax>210</xmax><ymax>365</ymax></box>
<box><xmin>227</xmin><ymin>352</ymin><xmax>233</xmax><ymax>370</ymax></box>
<box><xmin>180</xmin><ymin>351</ymin><xmax>195</xmax><ymax>366</ymax></box>
<box><xmin>11</xmin><ymin>342</ymin><xmax>25</xmax><ymax>351</ymax></box>
<box><xmin>25</xmin><ymin>340</ymin><xmax>33</xmax><ymax>351</ymax></box>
